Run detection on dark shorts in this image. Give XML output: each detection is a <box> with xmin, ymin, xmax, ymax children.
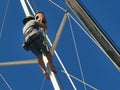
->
<box><xmin>29</xmin><ymin>38</ymin><xmax>48</xmax><ymax>57</ymax></box>
<box><xmin>27</xmin><ymin>33</ymin><xmax>48</xmax><ymax>57</ymax></box>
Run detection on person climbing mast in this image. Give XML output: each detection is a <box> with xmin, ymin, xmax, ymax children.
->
<box><xmin>22</xmin><ymin>11</ymin><xmax>57</xmax><ymax>80</ymax></box>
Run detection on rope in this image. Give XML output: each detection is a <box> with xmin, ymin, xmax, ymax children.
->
<box><xmin>69</xmin><ymin>14</ymin><xmax>100</xmax><ymax>47</ymax></box>
<box><xmin>0</xmin><ymin>0</ymin><xmax>9</xmax><ymax>39</ymax></box>
<box><xmin>68</xmin><ymin>16</ymin><xmax>87</xmax><ymax>90</ymax></box>
<box><xmin>0</xmin><ymin>74</ymin><xmax>13</xmax><ymax>90</ymax></box>
<box><xmin>61</xmin><ymin>70</ymin><xmax>98</xmax><ymax>90</ymax></box>
<box><xmin>26</xmin><ymin>0</ymin><xmax>35</xmax><ymax>15</ymax></box>
<box><xmin>69</xmin><ymin>14</ymin><xmax>105</xmax><ymax>56</ymax></box>
<box><xmin>32</xmin><ymin>0</ymin><xmax>38</xmax><ymax>12</ymax></box>
<box><xmin>40</xmin><ymin>77</ymin><xmax>46</xmax><ymax>90</ymax></box>
<box><xmin>49</xmin><ymin>0</ymin><xmax>67</xmax><ymax>12</ymax></box>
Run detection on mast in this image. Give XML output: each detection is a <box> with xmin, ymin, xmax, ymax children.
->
<box><xmin>20</xmin><ymin>0</ymin><xmax>30</xmax><ymax>16</ymax></box>
<box><xmin>20</xmin><ymin>0</ymin><xmax>63</xmax><ymax>90</ymax></box>
<box><xmin>64</xmin><ymin>0</ymin><xmax>120</xmax><ymax>71</ymax></box>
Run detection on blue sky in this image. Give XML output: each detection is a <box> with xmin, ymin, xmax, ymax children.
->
<box><xmin>0</xmin><ymin>0</ymin><xmax>120</xmax><ymax>90</ymax></box>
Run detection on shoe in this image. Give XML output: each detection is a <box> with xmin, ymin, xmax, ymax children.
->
<box><xmin>44</xmin><ymin>72</ymin><xmax>50</xmax><ymax>80</ymax></box>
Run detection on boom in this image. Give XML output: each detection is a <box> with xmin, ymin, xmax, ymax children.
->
<box><xmin>64</xmin><ymin>0</ymin><xmax>120</xmax><ymax>70</ymax></box>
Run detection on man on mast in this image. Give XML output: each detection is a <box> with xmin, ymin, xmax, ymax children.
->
<box><xmin>22</xmin><ymin>11</ymin><xmax>57</xmax><ymax>80</ymax></box>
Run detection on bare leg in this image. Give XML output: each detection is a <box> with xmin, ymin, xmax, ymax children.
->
<box><xmin>38</xmin><ymin>54</ymin><xmax>50</xmax><ymax>80</ymax></box>
<box><xmin>46</xmin><ymin>51</ymin><xmax>57</xmax><ymax>73</ymax></box>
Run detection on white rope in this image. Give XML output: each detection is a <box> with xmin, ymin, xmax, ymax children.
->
<box><xmin>32</xmin><ymin>0</ymin><xmax>38</xmax><ymax>12</ymax></box>
<box><xmin>53</xmin><ymin>50</ymin><xmax>77</xmax><ymax>90</ymax></box>
<box><xmin>0</xmin><ymin>0</ymin><xmax>9</xmax><ymax>39</ymax></box>
<box><xmin>0</xmin><ymin>74</ymin><xmax>13</xmax><ymax>90</ymax></box>
<box><xmin>40</xmin><ymin>77</ymin><xmax>46</xmax><ymax>90</ymax></box>
<box><xmin>69</xmin><ymin>14</ymin><xmax>105</xmax><ymax>55</ymax></box>
<box><xmin>70</xmin><ymin>14</ymin><xmax>99</xmax><ymax>46</ymax></box>
<box><xmin>49</xmin><ymin>0</ymin><xmax>67</xmax><ymax>12</ymax></box>
<box><xmin>26</xmin><ymin>1</ymin><xmax>77</xmax><ymax>89</ymax></box>
<box><xmin>26</xmin><ymin>0</ymin><xmax>35</xmax><ymax>15</ymax></box>
<box><xmin>68</xmin><ymin>16</ymin><xmax>87</xmax><ymax>90</ymax></box>
<box><xmin>61</xmin><ymin>70</ymin><xmax>98</xmax><ymax>90</ymax></box>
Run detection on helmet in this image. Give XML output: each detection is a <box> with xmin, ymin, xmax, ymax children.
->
<box><xmin>23</xmin><ymin>15</ymin><xmax>34</xmax><ymax>24</ymax></box>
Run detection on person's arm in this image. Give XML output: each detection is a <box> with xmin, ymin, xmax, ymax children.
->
<box><xmin>39</xmin><ymin>21</ymin><xmax>48</xmax><ymax>31</ymax></box>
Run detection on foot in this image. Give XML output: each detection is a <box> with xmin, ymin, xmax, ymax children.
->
<box><xmin>49</xmin><ymin>64</ymin><xmax>57</xmax><ymax>73</ymax></box>
<box><xmin>43</xmin><ymin>72</ymin><xmax>50</xmax><ymax>80</ymax></box>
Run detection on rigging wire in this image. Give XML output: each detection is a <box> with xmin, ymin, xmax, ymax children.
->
<box><xmin>55</xmin><ymin>66</ymin><xmax>98</xmax><ymax>90</ymax></box>
<box><xmin>69</xmin><ymin>14</ymin><xmax>105</xmax><ymax>58</ymax></box>
<box><xmin>49</xmin><ymin>0</ymin><xmax>67</xmax><ymax>12</ymax></box>
<box><xmin>68</xmin><ymin>16</ymin><xmax>87</xmax><ymax>90</ymax></box>
<box><xmin>40</xmin><ymin>77</ymin><xmax>46</xmax><ymax>90</ymax></box>
<box><xmin>0</xmin><ymin>0</ymin><xmax>9</xmax><ymax>39</ymax></box>
<box><xmin>32</xmin><ymin>0</ymin><xmax>38</xmax><ymax>12</ymax></box>
<box><xmin>26</xmin><ymin>0</ymin><xmax>35</xmax><ymax>15</ymax></box>
<box><xmin>0</xmin><ymin>74</ymin><xmax>13</xmax><ymax>90</ymax></box>
<box><xmin>61</xmin><ymin>70</ymin><xmax>98</xmax><ymax>90</ymax></box>
<box><xmin>69</xmin><ymin>14</ymin><xmax>101</xmax><ymax>49</ymax></box>
<box><xmin>53</xmin><ymin>49</ymin><xmax>77</xmax><ymax>90</ymax></box>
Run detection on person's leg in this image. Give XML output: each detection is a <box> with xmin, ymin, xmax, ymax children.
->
<box><xmin>46</xmin><ymin>51</ymin><xmax>57</xmax><ymax>73</ymax></box>
<box><xmin>38</xmin><ymin>54</ymin><xmax>50</xmax><ymax>80</ymax></box>
<box><xmin>34</xmin><ymin>38</ymin><xmax>56</xmax><ymax>74</ymax></box>
<box><xmin>29</xmin><ymin>41</ymin><xmax>50</xmax><ymax>80</ymax></box>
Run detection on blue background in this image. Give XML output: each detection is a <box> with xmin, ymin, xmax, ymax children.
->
<box><xmin>0</xmin><ymin>0</ymin><xmax>120</xmax><ymax>90</ymax></box>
